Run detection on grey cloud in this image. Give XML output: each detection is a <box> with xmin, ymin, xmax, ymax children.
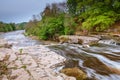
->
<box><xmin>0</xmin><ymin>0</ymin><xmax>65</xmax><ymax>23</ymax></box>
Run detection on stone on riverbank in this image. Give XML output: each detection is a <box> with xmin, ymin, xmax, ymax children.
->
<box><xmin>59</xmin><ymin>35</ymin><xmax>99</xmax><ymax>46</ymax></box>
<box><xmin>60</xmin><ymin>67</ymin><xmax>87</xmax><ymax>80</ymax></box>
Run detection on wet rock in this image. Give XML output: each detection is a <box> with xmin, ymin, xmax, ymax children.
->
<box><xmin>4</xmin><ymin>43</ymin><xmax>12</xmax><ymax>48</ymax></box>
<box><xmin>60</xmin><ymin>67</ymin><xmax>87</xmax><ymax>80</ymax></box>
<box><xmin>59</xmin><ymin>73</ymin><xmax>76</xmax><ymax>80</ymax></box>
<box><xmin>100</xmin><ymin>34</ymin><xmax>120</xmax><ymax>43</ymax></box>
<box><xmin>59</xmin><ymin>35</ymin><xmax>71</xmax><ymax>44</ymax></box>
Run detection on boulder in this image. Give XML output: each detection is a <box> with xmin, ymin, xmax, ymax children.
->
<box><xmin>59</xmin><ymin>35</ymin><xmax>99</xmax><ymax>46</ymax></box>
<box><xmin>59</xmin><ymin>35</ymin><xmax>83</xmax><ymax>44</ymax></box>
<box><xmin>60</xmin><ymin>67</ymin><xmax>87</xmax><ymax>80</ymax></box>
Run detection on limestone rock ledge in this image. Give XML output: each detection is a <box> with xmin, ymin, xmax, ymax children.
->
<box><xmin>0</xmin><ymin>45</ymin><xmax>76</xmax><ymax>80</ymax></box>
<box><xmin>59</xmin><ymin>35</ymin><xmax>100</xmax><ymax>46</ymax></box>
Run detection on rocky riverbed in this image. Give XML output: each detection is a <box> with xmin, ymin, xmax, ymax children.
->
<box><xmin>1</xmin><ymin>30</ymin><xmax>120</xmax><ymax>80</ymax></box>
<box><xmin>0</xmin><ymin>39</ymin><xmax>77</xmax><ymax>80</ymax></box>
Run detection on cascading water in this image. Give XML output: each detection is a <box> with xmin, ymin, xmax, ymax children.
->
<box><xmin>98</xmin><ymin>39</ymin><xmax>117</xmax><ymax>45</ymax></box>
<box><xmin>48</xmin><ymin>43</ymin><xmax>120</xmax><ymax>80</ymax></box>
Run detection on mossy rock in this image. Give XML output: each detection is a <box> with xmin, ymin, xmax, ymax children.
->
<box><xmin>88</xmin><ymin>41</ymin><xmax>99</xmax><ymax>46</ymax></box>
<box><xmin>0</xmin><ymin>44</ymin><xmax>12</xmax><ymax>48</ymax></box>
<box><xmin>60</xmin><ymin>67</ymin><xmax>87</xmax><ymax>80</ymax></box>
<box><xmin>78</xmin><ymin>39</ymin><xmax>83</xmax><ymax>44</ymax></box>
<box><xmin>59</xmin><ymin>35</ymin><xmax>69</xmax><ymax>43</ymax></box>
<box><xmin>59</xmin><ymin>35</ymin><xmax>83</xmax><ymax>44</ymax></box>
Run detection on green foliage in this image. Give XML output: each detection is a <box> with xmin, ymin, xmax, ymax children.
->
<box><xmin>113</xmin><ymin>0</ymin><xmax>120</xmax><ymax>10</ymax></box>
<box><xmin>82</xmin><ymin>15</ymin><xmax>115</xmax><ymax>31</ymax></box>
<box><xmin>0</xmin><ymin>22</ymin><xmax>16</xmax><ymax>32</ymax></box>
<box><xmin>10</xmin><ymin>23</ymin><xmax>16</xmax><ymax>30</ymax></box>
<box><xmin>64</xmin><ymin>26</ymin><xmax>73</xmax><ymax>35</ymax></box>
<box><xmin>38</xmin><ymin>15</ymin><xmax>65</xmax><ymax>40</ymax></box>
<box><xmin>67</xmin><ymin>0</ymin><xmax>77</xmax><ymax>15</ymax></box>
<box><xmin>25</xmin><ymin>2</ymin><xmax>76</xmax><ymax>40</ymax></box>
<box><xmin>25</xmin><ymin>0</ymin><xmax>120</xmax><ymax>40</ymax></box>
<box><xmin>25</xmin><ymin>21</ymin><xmax>38</xmax><ymax>35</ymax></box>
<box><xmin>64</xmin><ymin>15</ymin><xmax>76</xmax><ymax>34</ymax></box>
<box><xmin>16</xmin><ymin>22</ymin><xmax>27</xmax><ymax>30</ymax></box>
<box><xmin>67</xmin><ymin>0</ymin><xmax>120</xmax><ymax>32</ymax></box>
<box><xmin>25</xmin><ymin>13</ymin><xmax>77</xmax><ymax>40</ymax></box>
<box><xmin>81</xmin><ymin>6</ymin><xmax>118</xmax><ymax>31</ymax></box>
<box><xmin>19</xmin><ymin>49</ymin><xmax>23</xmax><ymax>54</ymax></box>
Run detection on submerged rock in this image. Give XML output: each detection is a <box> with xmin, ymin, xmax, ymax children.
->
<box><xmin>60</xmin><ymin>67</ymin><xmax>87</xmax><ymax>80</ymax></box>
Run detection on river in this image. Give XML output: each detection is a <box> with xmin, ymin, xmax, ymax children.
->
<box><xmin>0</xmin><ymin>30</ymin><xmax>120</xmax><ymax>80</ymax></box>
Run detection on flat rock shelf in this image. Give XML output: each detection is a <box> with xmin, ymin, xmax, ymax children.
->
<box><xmin>0</xmin><ymin>45</ymin><xmax>76</xmax><ymax>80</ymax></box>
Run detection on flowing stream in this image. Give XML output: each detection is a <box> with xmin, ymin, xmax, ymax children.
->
<box><xmin>0</xmin><ymin>30</ymin><xmax>120</xmax><ymax>80</ymax></box>
<box><xmin>0</xmin><ymin>30</ymin><xmax>42</xmax><ymax>49</ymax></box>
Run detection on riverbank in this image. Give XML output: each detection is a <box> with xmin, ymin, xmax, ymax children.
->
<box><xmin>28</xmin><ymin>35</ymin><xmax>59</xmax><ymax>45</ymax></box>
<box><xmin>28</xmin><ymin>32</ymin><xmax>120</xmax><ymax>46</ymax></box>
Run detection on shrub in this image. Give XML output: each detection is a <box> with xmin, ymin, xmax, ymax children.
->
<box><xmin>38</xmin><ymin>15</ymin><xmax>65</xmax><ymax>40</ymax></box>
<box><xmin>82</xmin><ymin>15</ymin><xmax>115</xmax><ymax>31</ymax></box>
<box><xmin>81</xmin><ymin>8</ymin><xmax>118</xmax><ymax>32</ymax></box>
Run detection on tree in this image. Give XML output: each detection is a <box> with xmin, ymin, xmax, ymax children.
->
<box><xmin>67</xmin><ymin>0</ymin><xmax>120</xmax><ymax>32</ymax></box>
<box><xmin>10</xmin><ymin>23</ymin><xmax>16</xmax><ymax>30</ymax></box>
<box><xmin>67</xmin><ymin>0</ymin><xmax>77</xmax><ymax>15</ymax></box>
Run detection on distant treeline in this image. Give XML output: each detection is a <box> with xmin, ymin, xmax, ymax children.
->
<box><xmin>0</xmin><ymin>22</ymin><xmax>16</xmax><ymax>32</ymax></box>
<box><xmin>16</xmin><ymin>22</ymin><xmax>27</xmax><ymax>30</ymax></box>
<box><xmin>0</xmin><ymin>21</ymin><xmax>27</xmax><ymax>32</ymax></box>
<box><xmin>25</xmin><ymin>0</ymin><xmax>120</xmax><ymax>40</ymax></box>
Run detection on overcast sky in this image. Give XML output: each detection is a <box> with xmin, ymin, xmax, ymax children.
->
<box><xmin>0</xmin><ymin>0</ymin><xmax>65</xmax><ymax>23</ymax></box>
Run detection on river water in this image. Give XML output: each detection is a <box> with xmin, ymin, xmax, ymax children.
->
<box><xmin>0</xmin><ymin>30</ymin><xmax>42</xmax><ymax>49</ymax></box>
<box><xmin>0</xmin><ymin>30</ymin><xmax>120</xmax><ymax>80</ymax></box>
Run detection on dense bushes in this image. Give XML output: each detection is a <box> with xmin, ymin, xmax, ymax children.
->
<box><xmin>38</xmin><ymin>16</ymin><xmax>64</xmax><ymax>40</ymax></box>
<box><xmin>25</xmin><ymin>14</ymin><xmax>76</xmax><ymax>40</ymax></box>
<box><xmin>0</xmin><ymin>21</ymin><xmax>27</xmax><ymax>32</ymax></box>
<box><xmin>67</xmin><ymin>0</ymin><xmax>120</xmax><ymax>32</ymax></box>
<box><xmin>80</xmin><ymin>6</ymin><xmax>119</xmax><ymax>31</ymax></box>
<box><xmin>82</xmin><ymin>10</ymin><xmax>117</xmax><ymax>31</ymax></box>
